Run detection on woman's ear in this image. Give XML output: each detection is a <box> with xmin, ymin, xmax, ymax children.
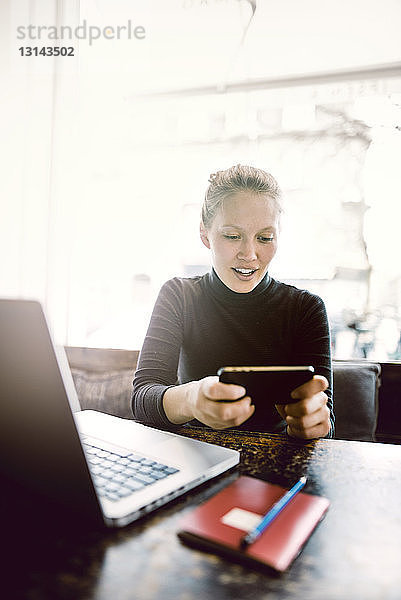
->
<box><xmin>199</xmin><ymin>222</ymin><xmax>211</xmax><ymax>249</ymax></box>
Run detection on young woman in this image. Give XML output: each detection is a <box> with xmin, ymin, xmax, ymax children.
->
<box><xmin>132</xmin><ymin>165</ymin><xmax>334</xmax><ymax>439</ymax></box>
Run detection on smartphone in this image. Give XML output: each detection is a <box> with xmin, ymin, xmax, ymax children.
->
<box><xmin>217</xmin><ymin>366</ymin><xmax>315</xmax><ymax>406</ymax></box>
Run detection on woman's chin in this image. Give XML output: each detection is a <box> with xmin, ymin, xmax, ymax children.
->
<box><xmin>225</xmin><ymin>270</ymin><xmax>262</xmax><ymax>293</ymax></box>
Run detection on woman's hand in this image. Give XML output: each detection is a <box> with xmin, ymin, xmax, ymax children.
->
<box><xmin>188</xmin><ymin>376</ymin><xmax>255</xmax><ymax>430</ymax></box>
<box><xmin>275</xmin><ymin>375</ymin><xmax>331</xmax><ymax>439</ymax></box>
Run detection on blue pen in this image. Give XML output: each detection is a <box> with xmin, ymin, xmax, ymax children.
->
<box><xmin>240</xmin><ymin>476</ymin><xmax>307</xmax><ymax>548</ymax></box>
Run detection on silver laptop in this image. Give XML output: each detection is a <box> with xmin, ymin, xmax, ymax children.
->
<box><xmin>0</xmin><ymin>299</ymin><xmax>239</xmax><ymax>529</ymax></box>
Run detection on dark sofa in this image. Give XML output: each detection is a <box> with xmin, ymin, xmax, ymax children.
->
<box><xmin>65</xmin><ymin>347</ymin><xmax>382</xmax><ymax>442</ymax></box>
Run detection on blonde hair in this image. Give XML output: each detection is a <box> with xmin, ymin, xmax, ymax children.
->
<box><xmin>201</xmin><ymin>164</ymin><xmax>283</xmax><ymax>229</ymax></box>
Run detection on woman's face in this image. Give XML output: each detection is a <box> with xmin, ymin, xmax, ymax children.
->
<box><xmin>200</xmin><ymin>192</ymin><xmax>280</xmax><ymax>293</ymax></box>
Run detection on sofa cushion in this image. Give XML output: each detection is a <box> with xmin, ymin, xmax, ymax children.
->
<box><xmin>65</xmin><ymin>347</ymin><xmax>139</xmax><ymax>420</ymax></box>
<box><xmin>333</xmin><ymin>361</ymin><xmax>381</xmax><ymax>442</ymax></box>
<box><xmin>70</xmin><ymin>368</ymin><xmax>134</xmax><ymax>419</ymax></box>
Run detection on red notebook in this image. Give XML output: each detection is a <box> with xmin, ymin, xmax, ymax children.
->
<box><xmin>178</xmin><ymin>476</ymin><xmax>330</xmax><ymax>572</ymax></box>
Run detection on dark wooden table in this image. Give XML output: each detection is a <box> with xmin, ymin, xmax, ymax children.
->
<box><xmin>10</xmin><ymin>429</ymin><xmax>401</xmax><ymax>600</ymax></box>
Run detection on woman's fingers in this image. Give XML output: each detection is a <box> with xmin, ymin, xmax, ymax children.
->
<box><xmin>203</xmin><ymin>377</ymin><xmax>246</xmax><ymax>401</ymax></box>
<box><xmin>275</xmin><ymin>375</ymin><xmax>331</xmax><ymax>439</ymax></box>
<box><xmin>196</xmin><ymin>377</ymin><xmax>254</xmax><ymax>429</ymax></box>
<box><xmin>290</xmin><ymin>375</ymin><xmax>328</xmax><ymax>400</ymax></box>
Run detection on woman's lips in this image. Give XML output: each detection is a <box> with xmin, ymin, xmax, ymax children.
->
<box><xmin>232</xmin><ymin>267</ymin><xmax>258</xmax><ymax>280</ymax></box>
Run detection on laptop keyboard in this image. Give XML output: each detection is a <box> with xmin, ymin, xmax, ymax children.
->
<box><xmin>83</xmin><ymin>443</ymin><xmax>180</xmax><ymax>503</ymax></box>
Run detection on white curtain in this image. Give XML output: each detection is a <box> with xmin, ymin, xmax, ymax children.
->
<box><xmin>0</xmin><ymin>0</ymin><xmax>80</xmax><ymax>343</ymax></box>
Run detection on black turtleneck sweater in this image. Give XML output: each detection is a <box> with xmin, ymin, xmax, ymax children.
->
<box><xmin>132</xmin><ymin>270</ymin><xmax>334</xmax><ymax>435</ymax></box>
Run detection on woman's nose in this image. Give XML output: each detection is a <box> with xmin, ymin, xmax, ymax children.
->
<box><xmin>237</xmin><ymin>240</ymin><xmax>257</xmax><ymax>261</ymax></box>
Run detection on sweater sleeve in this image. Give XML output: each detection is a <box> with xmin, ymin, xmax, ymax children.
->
<box><xmin>293</xmin><ymin>292</ymin><xmax>335</xmax><ymax>438</ymax></box>
<box><xmin>132</xmin><ymin>279</ymin><xmax>184</xmax><ymax>430</ymax></box>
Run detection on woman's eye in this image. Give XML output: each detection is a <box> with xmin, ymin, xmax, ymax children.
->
<box><xmin>258</xmin><ymin>235</ymin><xmax>274</xmax><ymax>243</ymax></box>
<box><xmin>223</xmin><ymin>234</ymin><xmax>240</xmax><ymax>240</ymax></box>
